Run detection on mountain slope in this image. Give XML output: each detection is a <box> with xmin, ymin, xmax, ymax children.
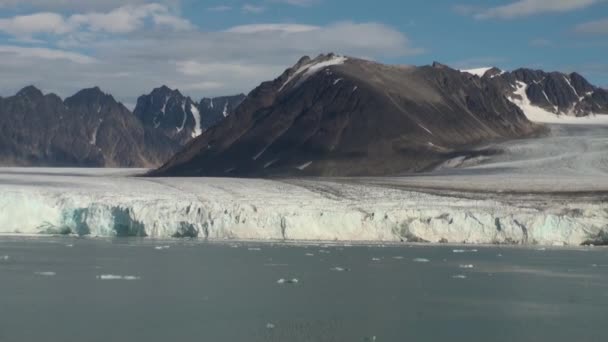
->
<box><xmin>199</xmin><ymin>94</ymin><xmax>246</xmax><ymax>130</ymax></box>
<box><xmin>154</xmin><ymin>54</ymin><xmax>541</xmax><ymax>177</ymax></box>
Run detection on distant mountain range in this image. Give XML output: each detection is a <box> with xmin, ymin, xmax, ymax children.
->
<box><xmin>1</xmin><ymin>54</ymin><xmax>606</xmax><ymax>173</ymax></box>
<box><xmin>461</xmin><ymin>66</ymin><xmax>608</xmax><ymax>117</ymax></box>
<box><xmin>0</xmin><ymin>85</ymin><xmax>244</xmax><ymax>167</ymax></box>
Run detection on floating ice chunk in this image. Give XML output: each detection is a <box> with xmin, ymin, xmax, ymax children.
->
<box><xmin>66</xmin><ymin>244</ymin><xmax>74</xmax><ymax>248</ymax></box>
<box><xmin>35</xmin><ymin>271</ymin><xmax>56</xmax><ymax>276</ymax></box>
<box><xmin>277</xmin><ymin>278</ymin><xmax>299</xmax><ymax>284</ymax></box>
<box><xmin>318</xmin><ymin>250</ymin><xmax>330</xmax><ymax>254</ymax></box>
<box><xmin>155</xmin><ymin>245</ymin><xmax>170</xmax><ymax>250</ymax></box>
<box><xmin>248</xmin><ymin>247</ymin><xmax>262</xmax><ymax>251</ymax></box>
<box><xmin>305</xmin><ymin>253</ymin><xmax>315</xmax><ymax>256</ymax></box>
<box><xmin>1</xmin><ymin>255</ymin><xmax>9</xmax><ymax>261</ymax></box>
<box><xmin>459</xmin><ymin>264</ymin><xmax>474</xmax><ymax>269</ymax></box>
<box><xmin>330</xmin><ymin>266</ymin><xmax>350</xmax><ymax>272</ymax></box>
<box><xmin>266</xmin><ymin>323</ymin><xmax>275</xmax><ymax>329</ymax></box>
<box><xmin>537</xmin><ymin>247</ymin><xmax>547</xmax><ymax>251</ymax></box>
<box><xmin>452</xmin><ymin>275</ymin><xmax>467</xmax><ymax>279</ymax></box>
<box><xmin>97</xmin><ymin>274</ymin><xmax>140</xmax><ymax>280</ymax></box>
<box><xmin>453</xmin><ymin>249</ymin><xmax>478</xmax><ymax>253</ymax></box>
<box><xmin>372</xmin><ymin>257</ymin><xmax>381</xmax><ymax>261</ymax></box>
<box><xmin>393</xmin><ymin>256</ymin><xmax>404</xmax><ymax>260</ymax></box>
<box><xmin>413</xmin><ymin>258</ymin><xmax>430</xmax><ymax>263</ymax></box>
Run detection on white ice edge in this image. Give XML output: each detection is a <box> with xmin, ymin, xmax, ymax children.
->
<box><xmin>0</xmin><ymin>169</ymin><xmax>606</xmax><ymax>246</ymax></box>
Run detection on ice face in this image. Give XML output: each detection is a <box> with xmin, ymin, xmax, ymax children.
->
<box><xmin>0</xmin><ymin>168</ymin><xmax>606</xmax><ymax>246</ymax></box>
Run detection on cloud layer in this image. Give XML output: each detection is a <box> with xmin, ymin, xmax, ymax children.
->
<box><xmin>0</xmin><ymin>3</ymin><xmax>420</xmax><ymax>106</ymax></box>
<box><xmin>458</xmin><ymin>0</ymin><xmax>605</xmax><ymax>19</ymax></box>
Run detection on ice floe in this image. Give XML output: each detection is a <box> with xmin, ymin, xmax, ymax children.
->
<box><xmin>330</xmin><ymin>267</ymin><xmax>350</xmax><ymax>272</ymax></box>
<box><xmin>97</xmin><ymin>274</ymin><xmax>141</xmax><ymax>280</ymax></box>
<box><xmin>413</xmin><ymin>258</ymin><xmax>430</xmax><ymax>263</ymax></box>
<box><xmin>277</xmin><ymin>278</ymin><xmax>299</xmax><ymax>284</ymax></box>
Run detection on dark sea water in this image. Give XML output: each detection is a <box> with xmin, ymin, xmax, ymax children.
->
<box><xmin>0</xmin><ymin>237</ymin><xmax>607</xmax><ymax>342</ymax></box>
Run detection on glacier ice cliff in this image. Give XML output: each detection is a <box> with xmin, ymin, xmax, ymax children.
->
<box><xmin>0</xmin><ymin>169</ymin><xmax>606</xmax><ymax>246</ymax></box>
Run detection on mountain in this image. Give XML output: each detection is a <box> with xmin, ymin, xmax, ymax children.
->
<box><xmin>464</xmin><ymin>68</ymin><xmax>608</xmax><ymax>116</ymax></box>
<box><xmin>0</xmin><ymin>86</ymin><xmax>179</xmax><ymax>167</ymax></box>
<box><xmin>133</xmin><ymin>86</ymin><xmax>200</xmax><ymax>144</ymax></box>
<box><xmin>199</xmin><ymin>94</ymin><xmax>246</xmax><ymax>130</ymax></box>
<box><xmin>134</xmin><ymin>87</ymin><xmax>245</xmax><ymax>143</ymax></box>
<box><xmin>153</xmin><ymin>54</ymin><xmax>541</xmax><ymax>177</ymax></box>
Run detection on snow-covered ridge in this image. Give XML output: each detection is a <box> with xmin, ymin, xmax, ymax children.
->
<box><xmin>280</xmin><ymin>55</ymin><xmax>348</xmax><ymax>92</ymax></box>
<box><xmin>460</xmin><ymin>67</ymin><xmax>494</xmax><ymax>77</ymax></box>
<box><xmin>508</xmin><ymin>81</ymin><xmax>608</xmax><ymax>125</ymax></box>
<box><xmin>0</xmin><ymin>169</ymin><xmax>605</xmax><ymax>246</ymax></box>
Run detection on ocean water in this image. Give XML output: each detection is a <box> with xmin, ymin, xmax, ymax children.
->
<box><xmin>0</xmin><ymin>237</ymin><xmax>607</xmax><ymax>342</ymax></box>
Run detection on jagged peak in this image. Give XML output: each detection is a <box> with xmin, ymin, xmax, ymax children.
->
<box><xmin>150</xmin><ymin>85</ymin><xmax>183</xmax><ymax>98</ymax></box>
<box><xmin>16</xmin><ymin>85</ymin><xmax>44</xmax><ymax>99</ymax></box>
<box><xmin>432</xmin><ymin>61</ymin><xmax>450</xmax><ymax>69</ymax></box>
<box><xmin>65</xmin><ymin>87</ymin><xmax>116</xmax><ymax>106</ymax></box>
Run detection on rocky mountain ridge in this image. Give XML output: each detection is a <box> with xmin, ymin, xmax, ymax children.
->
<box><xmin>0</xmin><ymin>85</ymin><xmax>244</xmax><ymax>167</ymax></box>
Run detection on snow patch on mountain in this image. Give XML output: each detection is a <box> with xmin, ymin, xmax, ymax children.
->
<box><xmin>191</xmin><ymin>104</ymin><xmax>202</xmax><ymax>137</ymax></box>
<box><xmin>280</xmin><ymin>55</ymin><xmax>347</xmax><ymax>92</ymax></box>
<box><xmin>509</xmin><ymin>81</ymin><xmax>608</xmax><ymax>124</ymax></box>
<box><xmin>461</xmin><ymin>67</ymin><xmax>493</xmax><ymax>77</ymax></box>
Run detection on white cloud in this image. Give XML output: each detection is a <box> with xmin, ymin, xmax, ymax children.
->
<box><xmin>0</xmin><ymin>4</ymin><xmax>193</xmax><ymax>38</ymax></box>
<box><xmin>225</xmin><ymin>23</ymin><xmax>320</xmax><ymax>34</ymax></box>
<box><xmin>0</xmin><ymin>45</ymin><xmax>96</xmax><ymax>64</ymax></box>
<box><xmin>0</xmin><ymin>17</ymin><xmax>421</xmax><ymax>106</ymax></box>
<box><xmin>0</xmin><ymin>0</ymin><xmax>178</xmax><ymax>12</ymax></box>
<box><xmin>459</xmin><ymin>0</ymin><xmax>605</xmax><ymax>19</ymax></box>
<box><xmin>270</xmin><ymin>0</ymin><xmax>320</xmax><ymax>6</ymax></box>
<box><xmin>0</xmin><ymin>12</ymin><xmax>73</xmax><ymax>36</ymax></box>
<box><xmin>575</xmin><ymin>17</ymin><xmax>608</xmax><ymax>34</ymax></box>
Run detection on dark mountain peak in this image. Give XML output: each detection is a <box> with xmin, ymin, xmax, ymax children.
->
<box><xmin>16</xmin><ymin>85</ymin><xmax>44</xmax><ymax>99</ymax></box>
<box><xmin>568</xmin><ymin>72</ymin><xmax>595</xmax><ymax>94</ymax></box>
<box><xmin>484</xmin><ymin>67</ymin><xmax>503</xmax><ymax>78</ymax></box>
<box><xmin>150</xmin><ymin>85</ymin><xmax>183</xmax><ymax>98</ymax></box>
<box><xmin>432</xmin><ymin>61</ymin><xmax>450</xmax><ymax>69</ymax></box>
<box><xmin>133</xmin><ymin>86</ymin><xmax>200</xmax><ymax>143</ymax></box>
<box><xmin>296</xmin><ymin>55</ymin><xmax>311</xmax><ymax>65</ymax></box>
<box><xmin>65</xmin><ymin>87</ymin><xmax>117</xmax><ymax>109</ymax></box>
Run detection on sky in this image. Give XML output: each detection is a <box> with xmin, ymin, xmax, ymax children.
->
<box><xmin>0</xmin><ymin>0</ymin><xmax>606</xmax><ymax>108</ymax></box>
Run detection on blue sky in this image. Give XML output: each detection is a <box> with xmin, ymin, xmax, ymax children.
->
<box><xmin>0</xmin><ymin>0</ymin><xmax>606</xmax><ymax>106</ymax></box>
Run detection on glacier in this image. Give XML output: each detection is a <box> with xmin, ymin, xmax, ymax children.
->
<box><xmin>0</xmin><ymin>166</ymin><xmax>606</xmax><ymax>245</ymax></box>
